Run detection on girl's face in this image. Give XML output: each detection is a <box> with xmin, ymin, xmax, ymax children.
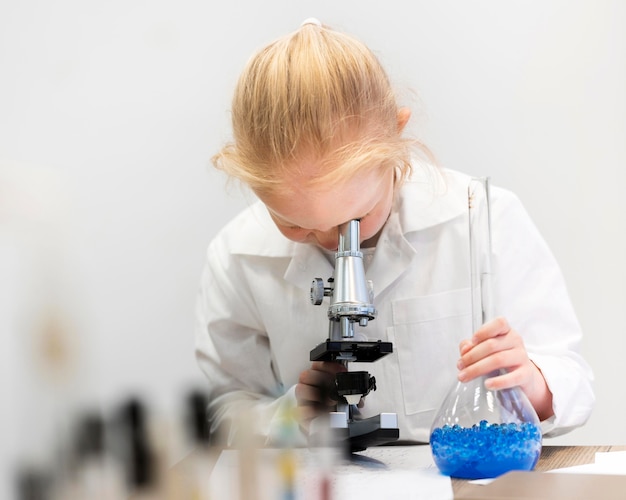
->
<box><xmin>259</xmin><ymin>166</ymin><xmax>395</xmax><ymax>251</ymax></box>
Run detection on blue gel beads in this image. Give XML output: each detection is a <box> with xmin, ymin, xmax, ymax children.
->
<box><xmin>430</xmin><ymin>420</ymin><xmax>542</xmax><ymax>479</ymax></box>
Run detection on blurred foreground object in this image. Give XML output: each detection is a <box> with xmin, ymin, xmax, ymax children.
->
<box><xmin>1</xmin><ymin>161</ymin><xmax>86</xmax><ymax>500</ymax></box>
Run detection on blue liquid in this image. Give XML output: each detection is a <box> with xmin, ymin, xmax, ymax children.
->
<box><xmin>430</xmin><ymin>420</ymin><xmax>542</xmax><ymax>479</ymax></box>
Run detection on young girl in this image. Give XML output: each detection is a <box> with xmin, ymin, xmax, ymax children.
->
<box><xmin>195</xmin><ymin>19</ymin><xmax>594</xmax><ymax>445</ymax></box>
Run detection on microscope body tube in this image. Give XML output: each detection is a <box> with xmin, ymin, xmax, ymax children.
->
<box><xmin>328</xmin><ymin>220</ymin><xmax>376</xmax><ymax>342</ymax></box>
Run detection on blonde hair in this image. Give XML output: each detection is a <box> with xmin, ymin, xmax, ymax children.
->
<box><xmin>212</xmin><ymin>22</ymin><xmax>432</xmax><ymax>197</ymax></box>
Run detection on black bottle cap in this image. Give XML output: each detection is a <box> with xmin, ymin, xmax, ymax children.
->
<box><xmin>186</xmin><ymin>390</ymin><xmax>210</xmax><ymax>446</ymax></box>
<box><xmin>116</xmin><ymin>397</ymin><xmax>155</xmax><ymax>489</ymax></box>
<box><xmin>74</xmin><ymin>412</ymin><xmax>106</xmax><ymax>459</ymax></box>
<box><xmin>17</xmin><ymin>467</ymin><xmax>51</xmax><ymax>500</ymax></box>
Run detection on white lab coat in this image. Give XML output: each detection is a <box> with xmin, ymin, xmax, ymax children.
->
<box><xmin>195</xmin><ymin>167</ymin><xmax>594</xmax><ymax>445</ymax></box>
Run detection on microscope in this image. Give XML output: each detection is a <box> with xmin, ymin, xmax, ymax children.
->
<box><xmin>309</xmin><ymin>219</ymin><xmax>399</xmax><ymax>452</ymax></box>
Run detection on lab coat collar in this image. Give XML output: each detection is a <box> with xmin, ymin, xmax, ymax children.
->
<box><xmin>365</xmin><ymin>209</ymin><xmax>417</xmax><ymax>297</ymax></box>
<box><xmin>397</xmin><ymin>167</ymin><xmax>470</xmax><ymax>235</ymax></box>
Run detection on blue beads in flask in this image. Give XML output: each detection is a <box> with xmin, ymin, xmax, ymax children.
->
<box><xmin>431</xmin><ymin>419</ymin><xmax>541</xmax><ymax>479</ymax></box>
<box><xmin>429</xmin><ymin>375</ymin><xmax>542</xmax><ymax>479</ymax></box>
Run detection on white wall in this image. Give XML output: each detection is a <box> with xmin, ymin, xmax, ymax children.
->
<box><xmin>1</xmin><ymin>1</ymin><xmax>624</xmax><ymax>471</ymax></box>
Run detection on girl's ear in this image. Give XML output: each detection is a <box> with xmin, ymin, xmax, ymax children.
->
<box><xmin>397</xmin><ymin>107</ymin><xmax>411</xmax><ymax>132</ymax></box>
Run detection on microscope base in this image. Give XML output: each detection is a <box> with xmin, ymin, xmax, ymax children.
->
<box><xmin>309</xmin><ymin>412</ymin><xmax>399</xmax><ymax>453</ymax></box>
<box><xmin>347</xmin><ymin>413</ymin><xmax>400</xmax><ymax>452</ymax></box>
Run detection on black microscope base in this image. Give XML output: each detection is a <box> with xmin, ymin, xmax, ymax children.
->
<box><xmin>310</xmin><ymin>427</ymin><xmax>399</xmax><ymax>454</ymax></box>
<box><xmin>310</xmin><ymin>414</ymin><xmax>399</xmax><ymax>453</ymax></box>
<box><xmin>348</xmin><ymin>427</ymin><xmax>399</xmax><ymax>453</ymax></box>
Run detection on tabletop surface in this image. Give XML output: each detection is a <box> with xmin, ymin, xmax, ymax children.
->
<box><xmin>451</xmin><ymin>444</ymin><xmax>626</xmax><ymax>498</ymax></box>
<box><xmin>168</xmin><ymin>443</ymin><xmax>626</xmax><ymax>499</ymax></box>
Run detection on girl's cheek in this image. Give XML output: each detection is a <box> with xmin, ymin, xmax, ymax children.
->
<box><xmin>359</xmin><ymin>217</ymin><xmax>382</xmax><ymax>242</ymax></box>
<box><xmin>278</xmin><ymin>227</ymin><xmax>308</xmax><ymax>243</ymax></box>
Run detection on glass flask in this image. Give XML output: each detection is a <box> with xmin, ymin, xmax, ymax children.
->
<box><xmin>429</xmin><ymin>178</ymin><xmax>542</xmax><ymax>480</ymax></box>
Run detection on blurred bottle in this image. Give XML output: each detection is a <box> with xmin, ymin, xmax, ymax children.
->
<box><xmin>114</xmin><ymin>398</ymin><xmax>158</xmax><ymax>498</ymax></box>
<box><xmin>16</xmin><ymin>467</ymin><xmax>52</xmax><ymax>500</ymax></box>
<box><xmin>179</xmin><ymin>390</ymin><xmax>214</xmax><ymax>500</ymax></box>
<box><xmin>57</xmin><ymin>411</ymin><xmax>125</xmax><ymax>499</ymax></box>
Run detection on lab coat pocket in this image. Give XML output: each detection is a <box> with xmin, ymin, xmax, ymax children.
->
<box><xmin>389</xmin><ymin>288</ymin><xmax>472</xmax><ymax>416</ymax></box>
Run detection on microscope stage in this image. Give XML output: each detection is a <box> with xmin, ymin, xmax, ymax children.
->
<box><xmin>310</xmin><ymin>340</ymin><xmax>393</xmax><ymax>362</ymax></box>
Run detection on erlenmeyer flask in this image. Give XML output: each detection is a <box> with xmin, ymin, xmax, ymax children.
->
<box><xmin>429</xmin><ymin>178</ymin><xmax>542</xmax><ymax>480</ymax></box>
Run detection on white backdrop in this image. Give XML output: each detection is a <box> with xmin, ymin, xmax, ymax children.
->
<box><xmin>1</xmin><ymin>1</ymin><xmax>625</xmax><ymax>476</ymax></box>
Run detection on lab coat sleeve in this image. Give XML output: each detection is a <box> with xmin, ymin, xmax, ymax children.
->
<box><xmin>194</xmin><ymin>233</ymin><xmax>306</xmax><ymax>447</ymax></box>
<box><xmin>490</xmin><ymin>188</ymin><xmax>595</xmax><ymax>437</ymax></box>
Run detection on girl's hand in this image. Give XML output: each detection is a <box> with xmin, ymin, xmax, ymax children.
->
<box><xmin>295</xmin><ymin>361</ymin><xmax>345</xmax><ymax>432</ymax></box>
<box><xmin>456</xmin><ymin>316</ymin><xmax>554</xmax><ymax>421</ymax></box>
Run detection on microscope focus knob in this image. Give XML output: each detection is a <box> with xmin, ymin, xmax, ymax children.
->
<box><xmin>310</xmin><ymin>278</ymin><xmax>325</xmax><ymax>305</ymax></box>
